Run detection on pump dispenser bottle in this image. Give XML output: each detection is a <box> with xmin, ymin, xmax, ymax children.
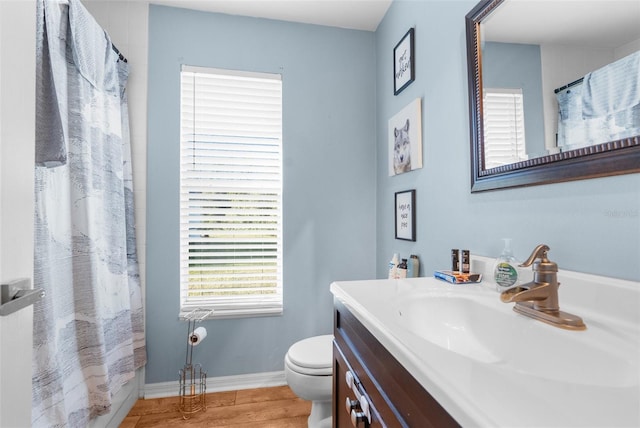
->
<box><xmin>494</xmin><ymin>239</ymin><xmax>519</xmax><ymax>291</ymax></box>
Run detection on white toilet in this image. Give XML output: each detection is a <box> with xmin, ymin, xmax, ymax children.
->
<box><xmin>284</xmin><ymin>334</ymin><xmax>334</xmax><ymax>428</ymax></box>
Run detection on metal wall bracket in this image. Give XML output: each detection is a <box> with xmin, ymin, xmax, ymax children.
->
<box><xmin>0</xmin><ymin>279</ymin><xmax>44</xmax><ymax>316</ymax></box>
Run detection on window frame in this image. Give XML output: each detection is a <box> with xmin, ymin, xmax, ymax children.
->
<box><xmin>179</xmin><ymin>65</ymin><xmax>283</xmax><ymax>320</ymax></box>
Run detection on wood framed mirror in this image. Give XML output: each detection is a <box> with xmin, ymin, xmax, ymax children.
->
<box><xmin>466</xmin><ymin>0</ymin><xmax>640</xmax><ymax>192</ymax></box>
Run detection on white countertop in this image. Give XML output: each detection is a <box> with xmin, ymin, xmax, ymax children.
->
<box><xmin>330</xmin><ymin>262</ymin><xmax>640</xmax><ymax>427</ymax></box>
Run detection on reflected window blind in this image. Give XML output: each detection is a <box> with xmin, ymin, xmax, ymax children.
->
<box><xmin>483</xmin><ymin>88</ymin><xmax>527</xmax><ymax>169</ymax></box>
<box><xmin>180</xmin><ymin>65</ymin><xmax>283</xmax><ymax>318</ymax></box>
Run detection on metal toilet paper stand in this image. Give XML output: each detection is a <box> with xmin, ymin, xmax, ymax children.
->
<box><xmin>178</xmin><ymin>308</ymin><xmax>212</xmax><ymax>419</ymax></box>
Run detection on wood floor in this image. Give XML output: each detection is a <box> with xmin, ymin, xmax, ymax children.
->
<box><xmin>120</xmin><ymin>385</ymin><xmax>311</xmax><ymax>427</ymax></box>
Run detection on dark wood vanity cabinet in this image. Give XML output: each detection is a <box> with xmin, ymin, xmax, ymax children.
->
<box><xmin>333</xmin><ymin>299</ymin><xmax>460</xmax><ymax>428</ymax></box>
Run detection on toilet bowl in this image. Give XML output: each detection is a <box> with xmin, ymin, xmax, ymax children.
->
<box><xmin>285</xmin><ymin>334</ymin><xmax>333</xmax><ymax>428</ymax></box>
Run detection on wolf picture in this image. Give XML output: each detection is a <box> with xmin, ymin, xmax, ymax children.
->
<box><xmin>393</xmin><ymin>119</ymin><xmax>411</xmax><ymax>174</ymax></box>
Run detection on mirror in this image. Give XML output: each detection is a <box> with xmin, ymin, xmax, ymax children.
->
<box><xmin>466</xmin><ymin>0</ymin><xmax>640</xmax><ymax>192</ymax></box>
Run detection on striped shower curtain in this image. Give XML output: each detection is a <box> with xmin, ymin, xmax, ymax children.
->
<box><xmin>33</xmin><ymin>0</ymin><xmax>145</xmax><ymax>426</ymax></box>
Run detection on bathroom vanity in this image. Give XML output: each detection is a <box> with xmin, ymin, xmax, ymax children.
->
<box><xmin>333</xmin><ymin>298</ymin><xmax>459</xmax><ymax>427</ymax></box>
<box><xmin>330</xmin><ymin>257</ymin><xmax>640</xmax><ymax>427</ymax></box>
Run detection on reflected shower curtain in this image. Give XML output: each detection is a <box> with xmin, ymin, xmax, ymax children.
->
<box><xmin>33</xmin><ymin>0</ymin><xmax>145</xmax><ymax>426</ymax></box>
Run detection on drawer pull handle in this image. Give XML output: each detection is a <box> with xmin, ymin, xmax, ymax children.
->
<box><xmin>345</xmin><ymin>397</ymin><xmax>359</xmax><ymax>413</ymax></box>
<box><xmin>345</xmin><ymin>370</ymin><xmax>355</xmax><ymax>388</ymax></box>
<box><xmin>350</xmin><ymin>409</ymin><xmax>367</xmax><ymax>427</ymax></box>
<box><xmin>359</xmin><ymin>395</ymin><xmax>371</xmax><ymax>422</ymax></box>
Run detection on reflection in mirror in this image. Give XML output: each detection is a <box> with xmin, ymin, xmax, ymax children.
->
<box><xmin>554</xmin><ymin>55</ymin><xmax>640</xmax><ymax>153</ymax></box>
<box><xmin>466</xmin><ymin>0</ymin><xmax>640</xmax><ymax>192</ymax></box>
<box><xmin>481</xmin><ymin>42</ymin><xmax>544</xmax><ymax>168</ymax></box>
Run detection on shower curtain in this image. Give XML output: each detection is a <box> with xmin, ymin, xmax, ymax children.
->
<box><xmin>33</xmin><ymin>0</ymin><xmax>145</xmax><ymax>426</ymax></box>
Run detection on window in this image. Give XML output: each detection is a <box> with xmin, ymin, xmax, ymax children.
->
<box><xmin>179</xmin><ymin>65</ymin><xmax>283</xmax><ymax>318</ymax></box>
<box><xmin>483</xmin><ymin>88</ymin><xmax>528</xmax><ymax>169</ymax></box>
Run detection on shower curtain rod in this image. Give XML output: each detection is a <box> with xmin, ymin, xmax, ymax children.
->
<box><xmin>56</xmin><ymin>0</ymin><xmax>127</xmax><ymax>63</ymax></box>
<box><xmin>111</xmin><ymin>44</ymin><xmax>128</xmax><ymax>63</ymax></box>
<box><xmin>554</xmin><ymin>76</ymin><xmax>583</xmax><ymax>93</ymax></box>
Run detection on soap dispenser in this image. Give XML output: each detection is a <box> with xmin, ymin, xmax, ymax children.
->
<box><xmin>494</xmin><ymin>238</ymin><xmax>519</xmax><ymax>291</ymax></box>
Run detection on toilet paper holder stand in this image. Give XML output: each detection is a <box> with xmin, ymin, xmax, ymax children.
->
<box><xmin>178</xmin><ymin>308</ymin><xmax>212</xmax><ymax>419</ymax></box>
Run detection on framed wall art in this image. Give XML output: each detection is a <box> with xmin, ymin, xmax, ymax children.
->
<box><xmin>395</xmin><ymin>189</ymin><xmax>416</xmax><ymax>241</ymax></box>
<box><xmin>393</xmin><ymin>28</ymin><xmax>415</xmax><ymax>95</ymax></box>
<box><xmin>389</xmin><ymin>98</ymin><xmax>422</xmax><ymax>176</ymax></box>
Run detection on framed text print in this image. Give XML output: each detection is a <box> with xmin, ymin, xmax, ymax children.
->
<box><xmin>395</xmin><ymin>189</ymin><xmax>416</xmax><ymax>241</ymax></box>
<box><xmin>393</xmin><ymin>28</ymin><xmax>415</xmax><ymax>95</ymax></box>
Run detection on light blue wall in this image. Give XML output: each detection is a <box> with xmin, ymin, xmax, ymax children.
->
<box><xmin>483</xmin><ymin>42</ymin><xmax>545</xmax><ymax>157</ymax></box>
<box><xmin>375</xmin><ymin>1</ymin><xmax>640</xmax><ymax>281</ymax></box>
<box><xmin>147</xmin><ymin>5</ymin><xmax>376</xmax><ymax>383</ymax></box>
<box><xmin>146</xmin><ymin>0</ymin><xmax>640</xmax><ymax>384</ymax></box>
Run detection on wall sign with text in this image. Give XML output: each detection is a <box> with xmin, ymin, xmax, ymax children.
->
<box><xmin>393</xmin><ymin>28</ymin><xmax>415</xmax><ymax>95</ymax></box>
<box><xmin>395</xmin><ymin>189</ymin><xmax>416</xmax><ymax>241</ymax></box>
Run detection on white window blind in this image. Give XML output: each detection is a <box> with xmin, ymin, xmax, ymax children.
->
<box><xmin>483</xmin><ymin>88</ymin><xmax>528</xmax><ymax>169</ymax></box>
<box><xmin>180</xmin><ymin>65</ymin><xmax>283</xmax><ymax>318</ymax></box>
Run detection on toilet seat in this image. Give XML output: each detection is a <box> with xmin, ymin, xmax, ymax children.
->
<box><xmin>285</xmin><ymin>334</ymin><xmax>333</xmax><ymax>376</ymax></box>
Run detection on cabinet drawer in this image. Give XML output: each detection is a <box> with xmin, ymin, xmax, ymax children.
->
<box><xmin>333</xmin><ymin>299</ymin><xmax>460</xmax><ymax>427</ymax></box>
<box><xmin>334</xmin><ymin>343</ymin><xmax>385</xmax><ymax>427</ymax></box>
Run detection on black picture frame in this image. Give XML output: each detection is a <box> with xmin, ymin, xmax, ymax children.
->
<box><xmin>395</xmin><ymin>189</ymin><xmax>416</xmax><ymax>241</ymax></box>
<box><xmin>393</xmin><ymin>28</ymin><xmax>415</xmax><ymax>95</ymax></box>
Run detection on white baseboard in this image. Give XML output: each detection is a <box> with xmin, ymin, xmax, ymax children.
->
<box><xmin>144</xmin><ymin>370</ymin><xmax>287</xmax><ymax>399</ymax></box>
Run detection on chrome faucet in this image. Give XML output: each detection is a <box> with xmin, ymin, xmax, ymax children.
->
<box><xmin>500</xmin><ymin>244</ymin><xmax>586</xmax><ymax>330</ymax></box>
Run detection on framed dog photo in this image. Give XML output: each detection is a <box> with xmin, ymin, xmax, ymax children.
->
<box><xmin>393</xmin><ymin>28</ymin><xmax>414</xmax><ymax>95</ymax></box>
<box><xmin>395</xmin><ymin>189</ymin><xmax>416</xmax><ymax>241</ymax></box>
<box><xmin>389</xmin><ymin>98</ymin><xmax>422</xmax><ymax>176</ymax></box>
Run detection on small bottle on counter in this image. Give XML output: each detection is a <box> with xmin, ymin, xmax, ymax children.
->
<box><xmin>407</xmin><ymin>254</ymin><xmax>420</xmax><ymax>278</ymax></box>
<box><xmin>461</xmin><ymin>250</ymin><xmax>470</xmax><ymax>273</ymax></box>
<box><xmin>388</xmin><ymin>253</ymin><xmax>399</xmax><ymax>279</ymax></box>
<box><xmin>494</xmin><ymin>239</ymin><xmax>519</xmax><ymax>291</ymax></box>
<box><xmin>451</xmin><ymin>249</ymin><xmax>460</xmax><ymax>272</ymax></box>
<box><xmin>397</xmin><ymin>259</ymin><xmax>408</xmax><ymax>279</ymax></box>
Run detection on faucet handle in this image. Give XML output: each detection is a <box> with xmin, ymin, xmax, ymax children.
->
<box><xmin>519</xmin><ymin>244</ymin><xmax>557</xmax><ymax>273</ymax></box>
<box><xmin>519</xmin><ymin>244</ymin><xmax>549</xmax><ymax>267</ymax></box>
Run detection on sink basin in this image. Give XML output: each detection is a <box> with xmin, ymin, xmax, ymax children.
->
<box><xmin>396</xmin><ymin>295</ymin><xmax>503</xmax><ymax>363</ymax></box>
<box><xmin>395</xmin><ymin>292</ymin><xmax>638</xmax><ymax>388</ymax></box>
